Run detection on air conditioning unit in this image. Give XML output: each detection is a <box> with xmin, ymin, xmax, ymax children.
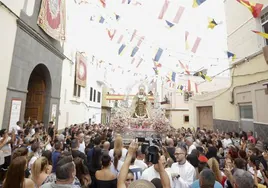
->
<box><xmin>262</xmin><ymin>46</ymin><xmax>268</xmax><ymax>64</ymax></box>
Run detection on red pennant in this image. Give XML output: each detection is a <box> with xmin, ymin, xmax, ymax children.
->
<box><xmin>136</xmin><ymin>58</ymin><xmax>143</xmax><ymax>68</ymax></box>
<box><xmin>108</xmin><ymin>30</ymin><xmax>116</xmax><ymax>40</ymax></box>
<box><xmin>100</xmin><ymin>0</ymin><xmax>106</xmax><ymax>7</ymax></box>
<box><xmin>188</xmin><ymin>80</ymin><xmax>191</xmax><ymax>92</ymax></box>
<box><xmin>158</xmin><ymin>0</ymin><xmax>170</xmax><ymax>19</ymax></box>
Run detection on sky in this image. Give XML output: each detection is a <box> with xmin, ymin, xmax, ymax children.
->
<box><xmin>66</xmin><ymin>0</ymin><xmax>229</xmax><ymax>93</ymax></box>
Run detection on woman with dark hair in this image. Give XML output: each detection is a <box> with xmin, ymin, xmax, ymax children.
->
<box><xmin>13</xmin><ymin>147</ymin><xmax>31</xmax><ymax>178</ymax></box>
<box><xmin>42</xmin><ymin>150</ymin><xmax>52</xmax><ymax>166</ymax></box>
<box><xmin>111</xmin><ymin>149</ymin><xmax>123</xmax><ymax>176</ymax></box>
<box><xmin>89</xmin><ymin>147</ymin><xmax>102</xmax><ymax>187</ymax></box>
<box><xmin>95</xmin><ymin>154</ymin><xmax>117</xmax><ymax>188</ymax></box>
<box><xmin>3</xmin><ymin>156</ymin><xmax>34</xmax><ymax>188</ymax></box>
<box><xmin>74</xmin><ymin>157</ymin><xmax>91</xmax><ymax>187</ymax></box>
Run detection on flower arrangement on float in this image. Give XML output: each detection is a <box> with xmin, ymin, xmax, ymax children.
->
<box><xmin>110</xmin><ymin>116</ymin><xmax>126</xmax><ymax>132</ymax></box>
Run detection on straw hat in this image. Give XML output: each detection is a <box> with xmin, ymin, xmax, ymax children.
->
<box><xmin>129</xmin><ymin>180</ymin><xmax>156</xmax><ymax>188</ymax></box>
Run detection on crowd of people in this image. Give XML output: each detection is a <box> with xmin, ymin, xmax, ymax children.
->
<box><xmin>0</xmin><ymin>120</ymin><xmax>267</xmax><ymax>188</ymax></box>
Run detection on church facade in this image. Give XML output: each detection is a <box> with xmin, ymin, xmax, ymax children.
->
<box><xmin>0</xmin><ymin>0</ymin><xmax>65</xmax><ymax>129</ymax></box>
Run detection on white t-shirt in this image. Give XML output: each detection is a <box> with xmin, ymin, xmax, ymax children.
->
<box><xmin>141</xmin><ymin>165</ymin><xmax>173</xmax><ymax>187</ymax></box>
<box><xmin>188</xmin><ymin>144</ymin><xmax>196</xmax><ymax>155</ymax></box>
<box><xmin>14</xmin><ymin>125</ymin><xmax>21</xmax><ymax>135</ymax></box>
<box><xmin>0</xmin><ymin>137</ymin><xmax>11</xmax><ymax>157</ymax></box>
<box><xmin>109</xmin><ymin>148</ymin><xmax>128</xmax><ymax>162</ymax></box>
<box><xmin>78</xmin><ymin>141</ymin><xmax>86</xmax><ymax>154</ymax></box>
<box><xmin>222</xmin><ymin>138</ymin><xmax>233</xmax><ymax>149</ymax></box>
<box><xmin>110</xmin><ymin>160</ymin><xmax>124</xmax><ymax>176</ymax></box>
<box><xmin>134</xmin><ymin>159</ymin><xmax>148</xmax><ymax>171</ymax></box>
<box><xmin>171</xmin><ymin>161</ymin><xmax>196</xmax><ymax>186</ymax></box>
<box><xmin>28</xmin><ymin>152</ymin><xmax>40</xmax><ymax>170</ymax></box>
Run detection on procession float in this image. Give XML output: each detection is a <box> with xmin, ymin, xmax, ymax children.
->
<box><xmin>110</xmin><ymin>84</ymin><xmax>171</xmax><ymax>142</ymax></box>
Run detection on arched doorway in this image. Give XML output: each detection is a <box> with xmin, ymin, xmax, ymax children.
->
<box><xmin>25</xmin><ymin>64</ymin><xmax>51</xmax><ymax>122</ymax></box>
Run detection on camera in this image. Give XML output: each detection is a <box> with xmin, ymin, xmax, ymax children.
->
<box><xmin>137</xmin><ymin>137</ymin><xmax>162</xmax><ymax>164</ymax></box>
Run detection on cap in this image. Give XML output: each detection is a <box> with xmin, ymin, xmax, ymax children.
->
<box><xmin>198</xmin><ymin>155</ymin><xmax>208</xmax><ymax>163</ymax></box>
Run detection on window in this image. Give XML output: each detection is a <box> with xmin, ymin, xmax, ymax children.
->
<box><xmin>97</xmin><ymin>92</ymin><xmax>101</xmax><ymax>103</ymax></box>
<box><xmin>93</xmin><ymin>89</ymin><xmax>96</xmax><ymax>102</ymax></box>
<box><xmin>184</xmin><ymin>91</ymin><xmax>193</xmax><ymax>101</ymax></box>
<box><xmin>90</xmin><ymin>87</ymin><xmax>93</xmax><ymax>101</ymax></box>
<box><xmin>261</xmin><ymin>12</ymin><xmax>268</xmax><ymax>45</ymax></box>
<box><xmin>239</xmin><ymin>105</ymin><xmax>253</xmax><ymax>119</ymax></box>
<box><xmin>73</xmin><ymin>74</ymin><xmax>81</xmax><ymax>97</ymax></box>
<box><xmin>184</xmin><ymin>115</ymin><xmax>189</xmax><ymax>123</ymax></box>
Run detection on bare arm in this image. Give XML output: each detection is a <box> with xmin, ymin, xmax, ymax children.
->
<box><xmin>117</xmin><ymin>141</ymin><xmax>138</xmax><ymax>188</ymax></box>
<box><xmin>158</xmin><ymin>158</ymin><xmax>171</xmax><ymax>188</ymax></box>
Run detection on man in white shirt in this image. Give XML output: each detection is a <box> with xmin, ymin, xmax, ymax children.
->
<box><xmin>185</xmin><ymin>136</ymin><xmax>196</xmax><ymax>155</ymax></box>
<box><xmin>141</xmin><ymin>155</ymin><xmax>173</xmax><ymax>187</ymax></box>
<box><xmin>77</xmin><ymin>132</ymin><xmax>86</xmax><ymax>154</ymax></box>
<box><xmin>14</xmin><ymin>121</ymin><xmax>22</xmax><ymax>135</ymax></box>
<box><xmin>134</xmin><ymin>146</ymin><xmax>148</xmax><ymax>171</ymax></box>
<box><xmin>171</xmin><ymin>146</ymin><xmax>196</xmax><ymax>187</ymax></box>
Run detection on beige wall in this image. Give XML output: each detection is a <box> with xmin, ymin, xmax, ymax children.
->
<box><xmin>234</xmin><ymin>81</ymin><xmax>268</xmax><ymax>124</ymax></box>
<box><xmin>225</xmin><ymin>0</ymin><xmax>268</xmax><ymax>57</ymax></box>
<box><xmin>189</xmin><ymin>53</ymin><xmax>268</xmax><ymax>127</ymax></box>
<box><xmin>188</xmin><ymin>0</ymin><xmax>268</xmax><ymax>128</ymax></box>
<box><xmin>168</xmin><ymin>110</ymin><xmax>190</xmax><ymax>129</ymax></box>
<box><xmin>0</xmin><ymin>6</ymin><xmax>18</xmax><ymax>127</ymax></box>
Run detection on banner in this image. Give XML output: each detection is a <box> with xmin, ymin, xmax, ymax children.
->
<box><xmin>76</xmin><ymin>52</ymin><xmax>87</xmax><ymax>87</ymax></box>
<box><xmin>37</xmin><ymin>0</ymin><xmax>66</xmax><ymax>41</ymax></box>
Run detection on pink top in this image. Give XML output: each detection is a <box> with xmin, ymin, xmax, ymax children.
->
<box><xmin>248</xmin><ymin>135</ymin><xmax>256</xmax><ymax>144</ymax></box>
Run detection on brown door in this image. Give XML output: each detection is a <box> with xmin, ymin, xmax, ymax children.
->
<box><xmin>25</xmin><ymin>73</ymin><xmax>46</xmax><ymax>122</ymax></box>
<box><xmin>198</xmin><ymin>106</ymin><xmax>213</xmax><ymax>130</ymax></box>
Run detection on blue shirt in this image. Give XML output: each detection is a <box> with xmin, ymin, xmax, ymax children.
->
<box><xmin>52</xmin><ymin>151</ymin><xmax>61</xmax><ymax>173</ymax></box>
<box><xmin>191</xmin><ymin>180</ymin><xmax>223</xmax><ymax>188</ymax></box>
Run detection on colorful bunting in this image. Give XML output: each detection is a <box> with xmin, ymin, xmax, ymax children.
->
<box><xmin>117</xmin><ymin>35</ymin><xmax>124</xmax><ymax>44</ymax></box>
<box><xmin>195</xmin><ymin>83</ymin><xmax>199</xmax><ymax>93</ymax></box>
<box><xmin>99</xmin><ymin>16</ymin><xmax>105</xmax><ymax>23</ymax></box>
<box><xmin>154</xmin><ymin>62</ymin><xmax>162</xmax><ymax>68</ymax></box>
<box><xmin>115</xmin><ymin>14</ymin><xmax>120</xmax><ymax>21</ymax></box>
<box><xmin>185</xmin><ymin>31</ymin><xmax>190</xmax><ymax>50</ymax></box>
<box><xmin>153</xmin><ymin>67</ymin><xmax>159</xmax><ymax>75</ymax></box>
<box><xmin>193</xmin><ymin>0</ymin><xmax>207</xmax><ymax>8</ymax></box>
<box><xmin>227</xmin><ymin>51</ymin><xmax>236</xmax><ymax>61</ymax></box>
<box><xmin>208</xmin><ymin>18</ymin><xmax>218</xmax><ymax>29</ymax></box>
<box><xmin>166</xmin><ymin>75</ymin><xmax>171</xmax><ymax>82</ymax></box>
<box><xmin>154</xmin><ymin>48</ymin><xmax>163</xmax><ymax>62</ymax></box>
<box><xmin>171</xmin><ymin>72</ymin><xmax>176</xmax><ymax>82</ymax></box>
<box><xmin>137</xmin><ymin>36</ymin><xmax>145</xmax><ymax>47</ymax></box>
<box><xmin>130</xmin><ymin>29</ymin><xmax>137</xmax><ymax>42</ymax></box>
<box><xmin>108</xmin><ymin>29</ymin><xmax>116</xmax><ymax>40</ymax></box>
<box><xmin>173</xmin><ymin>6</ymin><xmax>185</xmax><ymax>24</ymax></box>
<box><xmin>118</xmin><ymin>44</ymin><xmax>126</xmax><ymax>55</ymax></box>
<box><xmin>191</xmin><ymin>37</ymin><xmax>201</xmax><ymax>53</ymax></box>
<box><xmin>99</xmin><ymin>0</ymin><xmax>106</xmax><ymax>8</ymax></box>
<box><xmin>236</xmin><ymin>0</ymin><xmax>263</xmax><ymax>18</ymax></box>
<box><xmin>136</xmin><ymin>58</ymin><xmax>143</xmax><ymax>68</ymax></box>
<box><xmin>158</xmin><ymin>0</ymin><xmax>170</xmax><ymax>19</ymax></box>
<box><xmin>166</xmin><ymin>20</ymin><xmax>175</xmax><ymax>28</ymax></box>
<box><xmin>252</xmin><ymin>30</ymin><xmax>268</xmax><ymax>39</ymax></box>
<box><xmin>131</xmin><ymin>58</ymin><xmax>135</xmax><ymax>64</ymax></box>
<box><xmin>131</xmin><ymin>46</ymin><xmax>139</xmax><ymax>57</ymax></box>
<box><xmin>188</xmin><ymin>80</ymin><xmax>191</xmax><ymax>91</ymax></box>
<box><xmin>179</xmin><ymin>61</ymin><xmax>190</xmax><ymax>75</ymax></box>
<box><xmin>194</xmin><ymin>71</ymin><xmax>212</xmax><ymax>82</ymax></box>
<box><xmin>177</xmin><ymin>85</ymin><xmax>184</xmax><ymax>92</ymax></box>
<box><xmin>133</xmin><ymin>1</ymin><xmax>142</xmax><ymax>5</ymax></box>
